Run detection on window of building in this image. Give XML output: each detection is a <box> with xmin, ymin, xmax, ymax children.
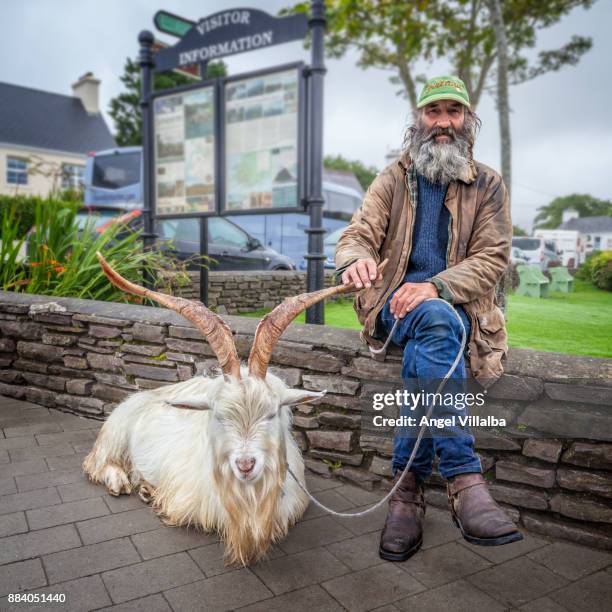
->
<box><xmin>61</xmin><ymin>164</ymin><xmax>85</xmax><ymax>189</ymax></box>
<box><xmin>6</xmin><ymin>157</ymin><xmax>28</xmax><ymax>185</ymax></box>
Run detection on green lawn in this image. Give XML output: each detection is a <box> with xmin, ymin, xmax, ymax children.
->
<box><xmin>243</xmin><ymin>279</ymin><xmax>612</xmax><ymax>358</ymax></box>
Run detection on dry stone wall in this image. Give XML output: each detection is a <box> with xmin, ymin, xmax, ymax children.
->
<box><xmin>0</xmin><ymin>291</ymin><xmax>611</xmax><ymax>550</ymax></box>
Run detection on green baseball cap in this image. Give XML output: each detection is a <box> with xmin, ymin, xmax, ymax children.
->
<box><xmin>417</xmin><ymin>76</ymin><xmax>470</xmax><ymax>108</ymax></box>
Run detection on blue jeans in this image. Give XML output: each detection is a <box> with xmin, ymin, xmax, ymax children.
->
<box><xmin>378</xmin><ymin>293</ymin><xmax>482</xmax><ymax>483</ymax></box>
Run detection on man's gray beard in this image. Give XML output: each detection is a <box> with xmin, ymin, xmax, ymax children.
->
<box><xmin>405</xmin><ymin>119</ymin><xmax>474</xmax><ymax>185</ymax></box>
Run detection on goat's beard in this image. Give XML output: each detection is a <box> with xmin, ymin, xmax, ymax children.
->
<box><xmin>403</xmin><ymin>111</ymin><xmax>478</xmax><ymax>185</ymax></box>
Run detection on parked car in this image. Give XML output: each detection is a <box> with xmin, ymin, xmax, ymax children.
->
<box><xmin>511</xmin><ymin>236</ymin><xmax>561</xmax><ymax>270</ymax></box>
<box><xmin>510</xmin><ymin>246</ymin><xmax>530</xmax><ymax>264</ymax></box>
<box><xmin>298</xmin><ymin>225</ymin><xmax>347</xmax><ymax>270</ymax></box>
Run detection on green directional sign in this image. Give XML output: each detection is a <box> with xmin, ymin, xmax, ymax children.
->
<box><xmin>154</xmin><ymin>10</ymin><xmax>194</xmax><ymax>38</ymax></box>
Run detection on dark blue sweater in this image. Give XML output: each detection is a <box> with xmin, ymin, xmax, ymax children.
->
<box><xmin>403</xmin><ymin>174</ymin><xmax>450</xmax><ymax>283</ymax></box>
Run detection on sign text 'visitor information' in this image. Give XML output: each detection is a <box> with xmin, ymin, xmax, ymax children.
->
<box><xmin>154</xmin><ymin>9</ymin><xmax>308</xmax><ymax>73</ymax></box>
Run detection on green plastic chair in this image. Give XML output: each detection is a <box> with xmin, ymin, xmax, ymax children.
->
<box><xmin>516</xmin><ymin>265</ymin><xmax>549</xmax><ymax>298</ymax></box>
<box><xmin>548</xmin><ymin>267</ymin><xmax>574</xmax><ymax>293</ymax></box>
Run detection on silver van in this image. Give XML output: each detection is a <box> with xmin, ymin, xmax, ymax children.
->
<box><xmin>511</xmin><ymin>237</ymin><xmax>561</xmax><ymax>270</ymax></box>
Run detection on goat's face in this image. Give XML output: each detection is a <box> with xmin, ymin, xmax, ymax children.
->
<box><xmin>169</xmin><ymin>371</ymin><xmax>325</xmax><ymax>485</ymax></box>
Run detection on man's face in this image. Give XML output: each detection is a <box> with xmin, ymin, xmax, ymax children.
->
<box><xmin>421</xmin><ymin>100</ymin><xmax>466</xmax><ymax>144</ymax></box>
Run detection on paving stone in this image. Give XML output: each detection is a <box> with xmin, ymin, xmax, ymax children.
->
<box><xmin>188</xmin><ymin>542</ymin><xmax>234</xmax><ymax>578</ymax></box>
<box><xmin>322</xmin><ymin>563</ymin><xmax>425</xmax><ymax>612</ymax></box>
<box><xmin>401</xmin><ymin>541</ymin><xmax>491</xmax><ymax>587</ymax></box>
<box><xmin>103</xmin><ymin>493</ymin><xmax>144</xmax><ymax>513</ymax></box>
<box><xmin>47</xmin><ymin>411</ymin><xmax>101</xmax><ymax>431</ymax></box>
<box><xmin>0</xmin><ymin>574</ymin><xmax>111</xmax><ymax>611</ymax></box>
<box><xmin>102</xmin><ymin>552</ymin><xmax>204</xmax><ymax>603</ymax></box>
<box><xmin>131</xmin><ymin>526</ymin><xmax>217</xmax><ymax>559</ymax></box>
<box><xmin>56</xmin><ymin>480</ymin><xmax>101</xmax><ymax>502</ymax></box>
<box><xmin>0</xmin><ymin>512</ymin><xmax>27</xmax><ymax>538</ymax></box>
<box><xmin>395</xmin><ymin>578</ymin><xmax>506</xmax><ymax>612</ymax></box>
<box><xmin>465</xmin><ymin>557</ymin><xmax>567</xmax><ymax>608</ymax></box>
<box><xmin>305</xmin><ymin>473</ymin><xmax>343</xmax><ymax>492</ymax></box>
<box><xmin>43</xmin><ymin>537</ymin><xmax>140</xmax><ymax>584</ymax></box>
<box><xmin>334</xmin><ymin>483</ymin><xmax>383</xmax><ymax>506</ymax></box>
<box><xmin>421</xmin><ymin>508</ymin><xmax>462</xmax><ymax>549</ymax></box>
<box><xmin>16</xmin><ymin>468</ymin><xmax>84</xmax><ymax>493</ymax></box>
<box><xmin>237</xmin><ymin>584</ymin><xmax>343</xmax><ymax>612</ymax></box>
<box><xmin>0</xmin><ymin>477</ymin><xmax>16</xmax><ymax>496</ymax></box>
<box><xmin>458</xmin><ymin>530</ymin><xmax>548</xmax><ymax>563</ymax></box>
<box><xmin>0</xmin><ymin>524</ymin><xmax>81</xmax><ymax>565</ymax></box>
<box><xmin>45</xmin><ymin>453</ymin><xmax>88</xmax><ymax>471</ymax></box>
<box><xmin>527</xmin><ymin>542</ymin><xmax>612</xmax><ymax>580</ymax></box>
<box><xmin>4</xmin><ymin>422</ymin><xmax>63</xmax><ymax>439</ymax></box>
<box><xmin>325</xmin><ymin>530</ymin><xmax>385</xmax><ymax>571</ymax></box>
<box><xmin>301</xmin><ymin>488</ymin><xmax>356</xmax><ymax>521</ymax></box>
<box><xmin>0</xmin><ymin>436</ymin><xmax>37</xmax><ymax>451</ymax></box>
<box><xmin>0</xmin><ymin>487</ymin><xmax>61</xmax><ymax>515</ymax></box>
<box><xmin>27</xmin><ymin>497</ymin><xmax>108</xmax><ymax>530</ymax></box>
<box><xmin>251</xmin><ymin>547</ymin><xmax>349</xmax><ymax>595</ymax></box>
<box><xmin>97</xmin><ymin>593</ymin><xmax>172</xmax><ymax>612</ymax></box>
<box><xmin>0</xmin><ymin>458</ymin><xmax>48</xmax><ymax>479</ymax></box>
<box><xmin>164</xmin><ymin>567</ymin><xmax>271</xmax><ymax>611</ymax></box>
<box><xmin>548</xmin><ymin>570</ymin><xmax>612</xmax><ymax>612</ymax></box>
<box><xmin>35</xmin><ymin>429</ymin><xmax>96</xmax><ymax>446</ymax></box>
<box><xmin>278</xmin><ymin>515</ymin><xmax>353</xmax><ymax>554</ymax></box>
<box><xmin>77</xmin><ymin>507</ymin><xmax>161</xmax><ymax>544</ymax></box>
<box><xmin>9</xmin><ymin>444</ymin><xmax>75</xmax><ymax>463</ymax></box>
<box><xmin>518</xmin><ymin>596</ymin><xmax>568</xmax><ymax>611</ymax></box>
<box><xmin>0</xmin><ymin>558</ymin><xmax>46</xmax><ymax>597</ymax></box>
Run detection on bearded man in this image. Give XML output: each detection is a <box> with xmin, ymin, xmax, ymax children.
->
<box><xmin>335</xmin><ymin>76</ymin><xmax>522</xmax><ymax>562</ymax></box>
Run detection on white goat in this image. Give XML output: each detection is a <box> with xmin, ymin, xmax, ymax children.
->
<box><xmin>83</xmin><ymin>253</ymin><xmax>370</xmax><ymax>565</ymax></box>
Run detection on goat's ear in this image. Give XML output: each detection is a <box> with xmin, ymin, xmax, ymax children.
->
<box><xmin>280</xmin><ymin>388</ymin><xmax>326</xmax><ymax>407</ymax></box>
<box><xmin>166</xmin><ymin>398</ymin><xmax>212</xmax><ymax>411</ymax></box>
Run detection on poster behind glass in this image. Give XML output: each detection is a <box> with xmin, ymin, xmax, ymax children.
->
<box><xmin>224</xmin><ymin>68</ymin><xmax>299</xmax><ymax>212</ymax></box>
<box><xmin>154</xmin><ymin>86</ymin><xmax>215</xmax><ymax>215</ymax></box>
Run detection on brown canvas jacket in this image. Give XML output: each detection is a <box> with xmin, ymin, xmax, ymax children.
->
<box><xmin>335</xmin><ymin>150</ymin><xmax>512</xmax><ymax>388</ymax></box>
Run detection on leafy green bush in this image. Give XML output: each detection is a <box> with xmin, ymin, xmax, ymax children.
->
<box><xmin>0</xmin><ymin>196</ymin><xmax>195</xmax><ymax>302</ymax></box>
<box><xmin>0</xmin><ymin>194</ymin><xmax>39</xmax><ymax>240</ymax></box>
<box><xmin>575</xmin><ymin>250</ymin><xmax>612</xmax><ymax>291</ymax></box>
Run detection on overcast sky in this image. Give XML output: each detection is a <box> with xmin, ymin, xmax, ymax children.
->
<box><xmin>1</xmin><ymin>0</ymin><xmax>610</xmax><ymax>231</ymax></box>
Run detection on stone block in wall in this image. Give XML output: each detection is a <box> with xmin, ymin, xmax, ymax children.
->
<box><xmin>86</xmin><ymin>353</ymin><xmax>123</xmax><ymax>373</ymax></box>
<box><xmin>272</xmin><ymin>341</ymin><xmax>343</xmax><ymax>373</ymax></box>
<box><xmin>0</xmin><ymin>370</ymin><xmax>23</xmax><ymax>384</ymax></box>
<box><xmin>312</xmin><ymin>393</ymin><xmax>366</xmax><ymax>412</ymax></box>
<box><xmin>66</xmin><ymin>379</ymin><xmax>94</xmax><ymax>395</ymax></box>
<box><xmin>177</xmin><ymin>365</ymin><xmax>193</xmax><ymax>381</ymax></box>
<box><xmin>55</xmin><ymin>394</ymin><xmax>105</xmax><ymax>415</ymax></box>
<box><xmin>318</xmin><ymin>411</ymin><xmax>361</xmax><ymax>430</ymax></box>
<box><xmin>310</xmin><ymin>449</ymin><xmax>364</xmax><ymax>467</ymax></box>
<box><xmin>518</xmin><ymin>399</ymin><xmax>612</xmax><ymax>442</ymax></box>
<box><xmin>0</xmin><ymin>354</ymin><xmax>12</xmax><ymax>367</ymax></box>
<box><xmin>359</xmin><ymin>434</ymin><xmax>394</xmax><ymax>457</ymax></box>
<box><xmin>488</xmin><ymin>482</ymin><xmax>548</xmax><ymax>511</ymax></box>
<box><xmin>302</xmin><ymin>374</ymin><xmax>360</xmax><ymax>395</ymax></box>
<box><xmin>486</xmin><ymin>374</ymin><xmax>543</xmax><ymax>401</ymax></box>
<box><xmin>495</xmin><ymin>459</ymin><xmax>556</xmax><ymax>488</ymax></box>
<box><xmin>124</xmin><ymin>363</ymin><xmax>178</xmax><ymax>382</ymax></box>
<box><xmin>304</xmin><ymin>457</ymin><xmax>332</xmax><ymax>477</ymax></box>
<box><xmin>550</xmin><ymin>493</ymin><xmax>612</xmax><ymax>524</ymax></box>
<box><xmin>474</xmin><ymin>431</ymin><xmax>522</xmax><ymax>451</ymax></box>
<box><xmin>341</xmin><ymin>357</ymin><xmax>401</xmax><ymax>382</ymax></box>
<box><xmin>268</xmin><ymin>366</ymin><xmax>302</xmax><ymax>387</ymax></box>
<box><xmin>165</xmin><ymin>338</ymin><xmax>215</xmax><ymax>356</ymax></box>
<box><xmin>557</xmin><ymin>468</ymin><xmax>612</xmax><ymax>499</ymax></box>
<box><xmin>521</xmin><ymin>512</ymin><xmax>612</xmax><ymax>550</ymax></box>
<box><xmin>334</xmin><ymin>465</ymin><xmax>380</xmax><ymax>491</ymax></box>
<box><xmin>292</xmin><ymin>415</ymin><xmax>319</xmax><ymax>429</ymax></box>
<box><xmin>21</xmin><ymin>372</ymin><xmax>67</xmax><ymax>392</ymax></box>
<box><xmin>17</xmin><ymin>341</ymin><xmax>64</xmax><ymax>363</ymax></box>
<box><xmin>93</xmin><ymin>372</ymin><xmax>136</xmax><ymax>389</ymax></box>
<box><xmin>522</xmin><ymin>439</ymin><xmax>563</xmax><ymax>464</ymax></box>
<box><xmin>562</xmin><ymin>442</ymin><xmax>612</xmax><ymax>471</ymax></box>
<box><xmin>477</xmin><ymin>452</ymin><xmax>496</xmax><ymax>473</ymax></box>
<box><xmin>293</xmin><ymin>431</ymin><xmax>307</xmax><ymax>452</ymax></box>
<box><xmin>92</xmin><ymin>384</ymin><xmax>132</xmax><ymax>403</ymax></box>
<box><xmin>131</xmin><ymin>322</ymin><xmax>166</xmax><ymax>343</ymax></box>
<box><xmin>24</xmin><ymin>386</ymin><xmax>56</xmax><ymax>406</ymax></box>
<box><xmin>49</xmin><ymin>365</ymin><xmax>95</xmax><ymax>381</ymax></box>
<box><xmin>369</xmin><ymin>455</ymin><xmax>393</xmax><ymax>478</ymax></box>
<box><xmin>13</xmin><ymin>359</ymin><xmax>48</xmax><ymax>373</ymax></box>
<box><xmin>424</xmin><ymin>487</ymin><xmax>448</xmax><ymax>509</ymax></box>
<box><xmin>166</xmin><ymin>352</ymin><xmax>196</xmax><ymax>364</ymax></box>
<box><xmin>0</xmin><ymin>338</ymin><xmax>15</xmax><ymax>352</ymax></box>
<box><xmin>544</xmin><ymin>382</ymin><xmax>612</xmax><ymax>406</ymax></box>
<box><xmin>0</xmin><ymin>320</ymin><xmax>43</xmax><ymax>339</ymax></box>
<box><xmin>63</xmin><ymin>356</ymin><xmax>88</xmax><ymax>370</ymax></box>
<box><xmin>306</xmin><ymin>430</ymin><xmax>353</xmax><ymax>453</ymax></box>
<box><xmin>123</xmin><ymin>354</ymin><xmax>176</xmax><ymax>368</ymax></box>
<box><xmin>135</xmin><ymin>378</ymin><xmax>169</xmax><ymax>390</ymax></box>
<box><xmin>0</xmin><ymin>381</ymin><xmax>25</xmax><ymax>399</ymax></box>
<box><xmin>41</xmin><ymin>333</ymin><xmax>77</xmax><ymax>347</ymax></box>
<box><xmin>121</xmin><ymin>343</ymin><xmax>166</xmax><ymax>357</ymax></box>
<box><xmin>73</xmin><ymin>314</ymin><xmax>131</xmax><ymax>327</ymax></box>
<box><xmin>168</xmin><ymin>325</ymin><xmax>205</xmax><ymax>340</ymax></box>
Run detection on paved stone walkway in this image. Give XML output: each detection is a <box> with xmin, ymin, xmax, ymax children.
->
<box><xmin>0</xmin><ymin>396</ymin><xmax>611</xmax><ymax>611</ymax></box>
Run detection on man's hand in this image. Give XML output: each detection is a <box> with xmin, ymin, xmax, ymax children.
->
<box><xmin>341</xmin><ymin>258</ymin><xmax>382</xmax><ymax>289</ymax></box>
<box><xmin>390</xmin><ymin>282</ymin><xmax>438</xmax><ymax>318</ymax></box>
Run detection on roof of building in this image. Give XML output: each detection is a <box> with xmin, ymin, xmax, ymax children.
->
<box><xmin>0</xmin><ymin>82</ymin><xmax>115</xmax><ymax>155</ymax></box>
<box><xmin>323</xmin><ymin>167</ymin><xmax>365</xmax><ymax>196</ymax></box>
<box><xmin>557</xmin><ymin>215</ymin><xmax>612</xmax><ymax>233</ymax></box>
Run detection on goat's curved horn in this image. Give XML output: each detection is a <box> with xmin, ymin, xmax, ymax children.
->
<box><xmin>96</xmin><ymin>252</ymin><xmax>241</xmax><ymax>379</ymax></box>
<box><xmin>248</xmin><ymin>259</ymin><xmax>389</xmax><ymax>379</ymax></box>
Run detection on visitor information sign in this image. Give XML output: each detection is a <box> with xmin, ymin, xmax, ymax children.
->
<box><xmin>153</xmin><ymin>86</ymin><xmax>216</xmax><ymax>215</ymax></box>
<box><xmin>224</xmin><ymin>68</ymin><xmax>300</xmax><ymax>212</ymax></box>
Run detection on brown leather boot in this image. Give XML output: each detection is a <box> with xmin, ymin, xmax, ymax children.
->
<box><xmin>379</xmin><ymin>470</ymin><xmax>425</xmax><ymax>562</ymax></box>
<box><xmin>448</xmin><ymin>473</ymin><xmax>523</xmax><ymax>546</ymax></box>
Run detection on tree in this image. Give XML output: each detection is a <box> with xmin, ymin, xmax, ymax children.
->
<box><xmin>533</xmin><ymin>194</ymin><xmax>612</xmax><ymax>229</ymax></box>
<box><xmin>109</xmin><ymin>58</ymin><xmax>227</xmax><ymax>146</ymax></box>
<box><xmin>512</xmin><ymin>225</ymin><xmax>527</xmax><ymax>236</ymax></box>
<box><xmin>324</xmin><ymin>154</ymin><xmax>379</xmax><ymax>191</ymax></box>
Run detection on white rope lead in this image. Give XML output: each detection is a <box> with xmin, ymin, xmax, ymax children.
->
<box><xmin>288</xmin><ymin>298</ymin><xmax>467</xmax><ymax>518</ymax></box>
